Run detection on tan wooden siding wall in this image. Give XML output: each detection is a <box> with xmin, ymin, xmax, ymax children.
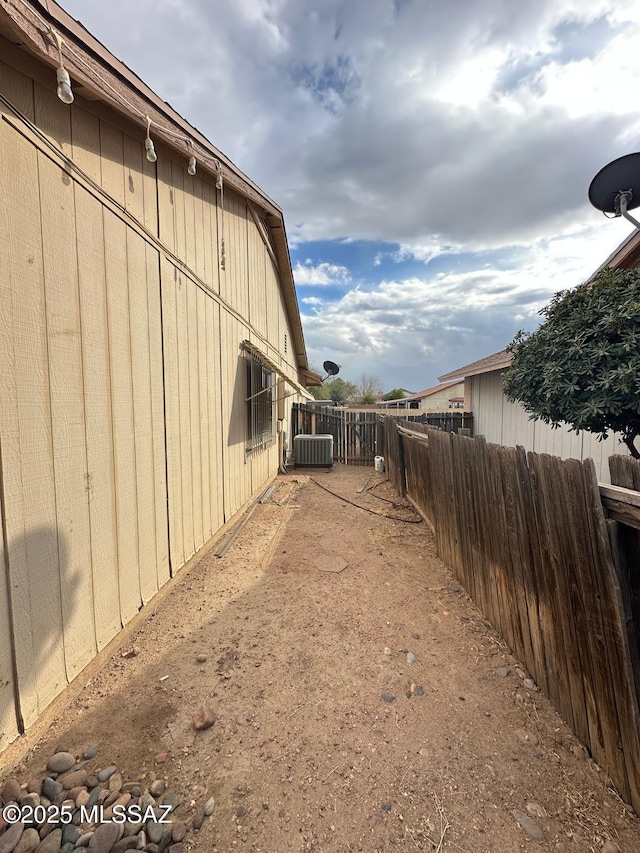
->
<box><xmin>0</xmin><ymin>56</ymin><xmax>300</xmax><ymax>751</ymax></box>
<box><xmin>471</xmin><ymin>371</ymin><xmax>628</xmax><ymax>484</ymax></box>
<box><xmin>417</xmin><ymin>382</ymin><xmax>465</xmax><ymax>412</ymax></box>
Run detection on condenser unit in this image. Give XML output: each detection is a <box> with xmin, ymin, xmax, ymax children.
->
<box><xmin>293</xmin><ymin>434</ymin><xmax>334</xmax><ymax>468</ymax></box>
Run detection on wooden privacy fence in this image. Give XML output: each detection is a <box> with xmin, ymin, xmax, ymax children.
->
<box><xmin>385</xmin><ymin>410</ymin><xmax>473</xmax><ymax>434</ymax></box>
<box><xmin>291</xmin><ymin>405</ymin><xmax>378</xmax><ymax>465</ymax></box>
<box><xmin>380</xmin><ymin>417</ymin><xmax>640</xmax><ymax>813</ymax></box>
<box><xmin>291</xmin><ymin>407</ymin><xmax>473</xmax><ymax>466</ymax></box>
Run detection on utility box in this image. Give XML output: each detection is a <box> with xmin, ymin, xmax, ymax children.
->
<box><xmin>293</xmin><ymin>434</ymin><xmax>334</xmax><ymax>468</ymax></box>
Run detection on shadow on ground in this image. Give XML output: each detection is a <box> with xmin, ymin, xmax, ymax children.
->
<box><xmin>3</xmin><ymin>465</ymin><xmax>640</xmax><ymax>852</ymax></box>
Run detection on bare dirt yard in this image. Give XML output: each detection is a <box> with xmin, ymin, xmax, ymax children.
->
<box><xmin>2</xmin><ymin>464</ymin><xmax>640</xmax><ymax>853</ymax></box>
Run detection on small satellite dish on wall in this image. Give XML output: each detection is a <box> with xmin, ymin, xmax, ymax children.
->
<box><xmin>588</xmin><ymin>153</ymin><xmax>640</xmax><ymax>229</ymax></box>
<box><xmin>322</xmin><ymin>360</ymin><xmax>340</xmax><ymax>381</ymax></box>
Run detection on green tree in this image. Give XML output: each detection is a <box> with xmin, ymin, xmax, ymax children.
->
<box><xmin>307</xmin><ymin>383</ymin><xmax>331</xmax><ymax>400</ymax></box>
<box><xmin>326</xmin><ymin>377</ymin><xmax>358</xmax><ymax>404</ymax></box>
<box><xmin>381</xmin><ymin>388</ymin><xmax>406</xmax><ymax>401</ymax></box>
<box><xmin>503</xmin><ymin>267</ymin><xmax>640</xmax><ymax>458</ymax></box>
<box><xmin>358</xmin><ymin>391</ymin><xmax>378</xmax><ymax>405</ymax></box>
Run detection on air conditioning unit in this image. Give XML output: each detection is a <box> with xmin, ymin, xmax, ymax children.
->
<box><xmin>294</xmin><ymin>434</ymin><xmax>333</xmax><ymax>468</ymax></box>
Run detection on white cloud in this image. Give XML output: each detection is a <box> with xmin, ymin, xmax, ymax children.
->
<box><xmin>302</xmin><ymin>220</ymin><xmax>633</xmax><ymax>388</ymax></box>
<box><xmin>60</xmin><ymin>0</ymin><xmax>640</xmax><ymax>250</ymax></box>
<box><xmin>293</xmin><ymin>260</ymin><xmax>351</xmax><ymax>286</ymax></box>
<box><xmin>57</xmin><ymin>0</ymin><xmax>640</xmax><ymax>388</ymax></box>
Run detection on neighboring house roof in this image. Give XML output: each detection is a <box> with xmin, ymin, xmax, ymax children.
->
<box><xmin>376</xmin><ymin>379</ymin><xmax>461</xmax><ymax>405</ymax></box>
<box><xmin>0</xmin><ymin>0</ymin><xmax>315</xmax><ymax>383</ymax></box>
<box><xmin>438</xmin><ymin>350</ymin><xmax>512</xmax><ymax>382</ymax></box>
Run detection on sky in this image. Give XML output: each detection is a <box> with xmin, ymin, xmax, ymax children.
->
<box><xmin>58</xmin><ymin>0</ymin><xmax>640</xmax><ymax>393</ymax></box>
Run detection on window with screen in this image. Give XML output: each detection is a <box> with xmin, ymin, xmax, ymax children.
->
<box><xmin>245</xmin><ymin>351</ymin><xmax>275</xmax><ymax>453</ymax></box>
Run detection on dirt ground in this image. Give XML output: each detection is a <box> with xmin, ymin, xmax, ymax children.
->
<box><xmin>3</xmin><ymin>464</ymin><xmax>640</xmax><ymax>852</ymax></box>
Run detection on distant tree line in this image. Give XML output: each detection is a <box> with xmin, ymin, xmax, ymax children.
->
<box><xmin>307</xmin><ymin>373</ymin><xmax>406</xmax><ymax>406</ymax></box>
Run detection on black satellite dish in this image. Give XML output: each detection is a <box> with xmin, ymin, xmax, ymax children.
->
<box><xmin>322</xmin><ymin>360</ymin><xmax>340</xmax><ymax>381</ymax></box>
<box><xmin>588</xmin><ymin>153</ymin><xmax>640</xmax><ymax>227</ymax></box>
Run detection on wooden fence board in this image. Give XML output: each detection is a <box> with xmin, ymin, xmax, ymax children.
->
<box><xmin>385</xmin><ymin>411</ymin><xmax>473</xmax><ymax>434</ymax></box>
<box><xmin>551</xmin><ymin>457</ymin><xmax>604</xmax><ymax>760</ymax></box>
<box><xmin>528</xmin><ymin>454</ymin><xmax>584</xmax><ymax>738</ymax></box>
<box><xmin>608</xmin><ymin>457</ymin><xmax>640</xmax><ymax>711</ymax></box>
<box><xmin>451</xmin><ymin>433</ymin><xmax>477</xmax><ymax>603</ymax></box>
<box><xmin>583</xmin><ymin>460</ymin><xmax>640</xmax><ymax>811</ymax></box>
<box><xmin>508</xmin><ymin>447</ymin><xmax>547</xmax><ymax>695</ymax></box>
<box><xmin>384</xmin><ymin>417</ymin><xmax>640</xmax><ymax>813</ymax></box>
<box><xmin>486</xmin><ymin>442</ymin><xmax>524</xmax><ymax>661</ymax></box>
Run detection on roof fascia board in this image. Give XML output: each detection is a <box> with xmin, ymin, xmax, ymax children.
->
<box><xmin>439</xmin><ymin>354</ymin><xmax>512</xmax><ymax>382</ymax></box>
<box><xmin>588</xmin><ymin>228</ymin><xmax>640</xmax><ymax>278</ymax></box>
<box><xmin>2</xmin><ymin>0</ymin><xmax>280</xmax><ymax>217</ymax></box>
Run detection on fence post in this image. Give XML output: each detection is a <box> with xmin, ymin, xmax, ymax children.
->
<box><xmin>397</xmin><ymin>423</ymin><xmax>407</xmax><ymax>496</ymax></box>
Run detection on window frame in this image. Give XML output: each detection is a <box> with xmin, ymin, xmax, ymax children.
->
<box><xmin>245</xmin><ymin>350</ymin><xmax>276</xmax><ymax>454</ymax></box>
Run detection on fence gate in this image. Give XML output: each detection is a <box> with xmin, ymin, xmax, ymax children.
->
<box><xmin>291</xmin><ymin>405</ymin><xmax>379</xmax><ymax>465</ymax></box>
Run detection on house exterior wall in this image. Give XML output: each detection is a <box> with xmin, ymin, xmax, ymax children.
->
<box><xmin>470</xmin><ymin>371</ymin><xmax>628</xmax><ymax>483</ymax></box>
<box><xmin>418</xmin><ymin>382</ymin><xmax>465</xmax><ymax>412</ymax></box>
<box><xmin>0</xmin><ymin>49</ymin><xmax>304</xmax><ymax>749</ymax></box>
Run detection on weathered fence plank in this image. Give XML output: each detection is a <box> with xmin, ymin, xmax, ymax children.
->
<box><xmin>505</xmin><ymin>446</ymin><xmax>548</xmax><ymax>695</ymax></box>
<box><xmin>383</xmin><ymin>416</ymin><xmax>640</xmax><ymax>814</ymax></box>
<box><xmin>608</xmin><ymin>457</ymin><xmax>640</xmax><ymax>714</ymax></box>
<box><xmin>385</xmin><ymin>410</ymin><xmax>473</xmax><ymax>434</ymax></box>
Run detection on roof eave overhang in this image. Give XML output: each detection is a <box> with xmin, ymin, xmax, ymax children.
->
<box><xmin>589</xmin><ymin>227</ymin><xmax>640</xmax><ymax>278</ymax></box>
<box><xmin>299</xmin><ymin>369</ymin><xmax>323</xmax><ymax>388</ymax></box>
<box><xmin>0</xmin><ymin>0</ymin><xmax>282</xmax><ymax>217</ymax></box>
<box><xmin>438</xmin><ymin>355</ymin><xmax>512</xmax><ymax>382</ymax></box>
<box><xmin>0</xmin><ymin>0</ymin><xmax>312</xmax><ymax>380</ymax></box>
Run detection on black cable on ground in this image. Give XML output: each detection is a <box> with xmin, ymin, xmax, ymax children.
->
<box><xmin>365</xmin><ymin>478</ymin><xmax>404</xmax><ymax>505</ymax></box>
<box><xmin>367</xmin><ymin>491</ymin><xmax>402</xmax><ymax>506</ymax></box>
<box><xmin>309</xmin><ymin>478</ymin><xmax>422</xmax><ymax>524</ymax></box>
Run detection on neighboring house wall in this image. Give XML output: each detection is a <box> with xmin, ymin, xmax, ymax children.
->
<box><xmin>471</xmin><ymin>371</ymin><xmax>628</xmax><ymax>484</ymax></box>
<box><xmin>0</xmin><ymin>39</ymin><xmax>305</xmax><ymax>748</ymax></box>
<box><xmin>378</xmin><ymin>381</ymin><xmax>466</xmax><ymax>411</ymax></box>
<box><xmin>418</xmin><ymin>382</ymin><xmax>465</xmax><ymax>412</ymax></box>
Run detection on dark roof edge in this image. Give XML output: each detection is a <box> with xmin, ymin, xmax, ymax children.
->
<box><xmin>588</xmin><ymin>227</ymin><xmax>640</xmax><ymax>278</ymax></box>
<box><xmin>438</xmin><ymin>350</ymin><xmax>512</xmax><ymax>381</ymax></box>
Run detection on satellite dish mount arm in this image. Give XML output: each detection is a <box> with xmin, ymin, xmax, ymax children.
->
<box><xmin>615</xmin><ymin>190</ymin><xmax>640</xmax><ymax>230</ymax></box>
